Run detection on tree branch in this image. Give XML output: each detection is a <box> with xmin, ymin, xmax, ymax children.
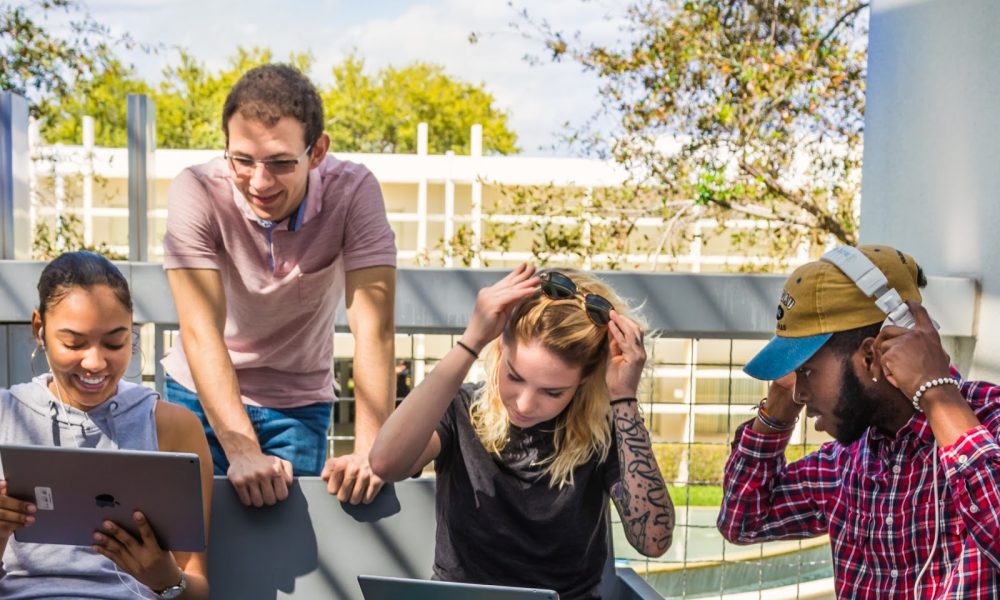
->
<box><xmin>817</xmin><ymin>3</ymin><xmax>870</xmax><ymax>54</ymax></box>
<box><xmin>737</xmin><ymin>160</ymin><xmax>855</xmax><ymax>244</ymax></box>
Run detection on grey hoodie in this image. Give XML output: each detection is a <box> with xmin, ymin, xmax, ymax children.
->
<box><xmin>0</xmin><ymin>374</ymin><xmax>159</xmax><ymax>599</ymax></box>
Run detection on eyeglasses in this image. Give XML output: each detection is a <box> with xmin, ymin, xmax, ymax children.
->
<box><xmin>224</xmin><ymin>144</ymin><xmax>313</xmax><ymax>177</ymax></box>
<box><xmin>539</xmin><ymin>271</ymin><xmax>614</xmax><ymax>326</ymax></box>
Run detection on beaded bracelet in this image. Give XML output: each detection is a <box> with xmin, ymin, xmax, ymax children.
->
<box><xmin>610</xmin><ymin>397</ymin><xmax>638</xmax><ymax>406</ymax></box>
<box><xmin>911</xmin><ymin>377</ymin><xmax>960</xmax><ymax>411</ymax></box>
<box><xmin>753</xmin><ymin>397</ymin><xmax>798</xmax><ymax>432</ymax></box>
<box><xmin>455</xmin><ymin>340</ymin><xmax>479</xmax><ymax>359</ymax></box>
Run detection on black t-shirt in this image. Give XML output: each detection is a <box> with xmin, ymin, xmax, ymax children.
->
<box><xmin>433</xmin><ymin>384</ymin><xmax>620</xmax><ymax>600</ymax></box>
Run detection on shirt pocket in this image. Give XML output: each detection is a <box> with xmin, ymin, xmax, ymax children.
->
<box><xmin>832</xmin><ymin>506</ymin><xmax>874</xmax><ymax>565</ymax></box>
<box><xmin>297</xmin><ymin>259</ymin><xmax>341</xmax><ymax>309</ymax></box>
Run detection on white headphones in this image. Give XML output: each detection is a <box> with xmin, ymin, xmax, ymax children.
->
<box><xmin>820</xmin><ymin>246</ymin><xmax>916</xmax><ymax>329</ymax></box>
<box><xmin>824</xmin><ymin>245</ymin><xmax>940</xmax><ymax>598</ymax></box>
<box><xmin>37</xmin><ymin>326</ymin><xmax>46</xmax><ymax>349</ymax></box>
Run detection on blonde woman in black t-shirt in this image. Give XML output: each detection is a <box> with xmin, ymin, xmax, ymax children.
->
<box><xmin>370</xmin><ymin>264</ymin><xmax>674</xmax><ymax>599</ymax></box>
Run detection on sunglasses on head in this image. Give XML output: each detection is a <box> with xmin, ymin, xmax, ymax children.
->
<box><xmin>539</xmin><ymin>271</ymin><xmax>614</xmax><ymax>326</ymax></box>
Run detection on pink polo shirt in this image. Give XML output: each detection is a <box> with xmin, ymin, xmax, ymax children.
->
<box><xmin>161</xmin><ymin>156</ymin><xmax>397</xmax><ymax>408</ymax></box>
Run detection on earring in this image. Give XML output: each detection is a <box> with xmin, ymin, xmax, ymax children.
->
<box><xmin>872</xmin><ymin>377</ymin><xmax>879</xmax><ymax>383</ymax></box>
<box><xmin>123</xmin><ymin>342</ymin><xmax>147</xmax><ymax>380</ymax></box>
<box><xmin>29</xmin><ymin>344</ymin><xmax>44</xmax><ymax>378</ymax></box>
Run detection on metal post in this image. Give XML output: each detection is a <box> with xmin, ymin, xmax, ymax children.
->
<box><xmin>1</xmin><ymin>92</ymin><xmax>31</xmax><ymax>260</ymax></box>
<box><xmin>127</xmin><ymin>94</ymin><xmax>155</xmax><ymax>262</ymax></box>
<box><xmin>0</xmin><ymin>92</ymin><xmax>31</xmax><ymax>389</ymax></box>
<box><xmin>470</xmin><ymin>124</ymin><xmax>483</xmax><ymax>268</ymax></box>
<box><xmin>416</xmin><ymin>123</ymin><xmax>428</xmax><ymax>257</ymax></box>
<box><xmin>444</xmin><ymin>150</ymin><xmax>455</xmax><ymax>268</ymax></box>
<box><xmin>82</xmin><ymin>115</ymin><xmax>95</xmax><ymax>246</ymax></box>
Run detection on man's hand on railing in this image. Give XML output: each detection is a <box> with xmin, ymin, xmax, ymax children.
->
<box><xmin>226</xmin><ymin>449</ymin><xmax>294</xmax><ymax>507</ymax></box>
<box><xmin>321</xmin><ymin>453</ymin><xmax>384</xmax><ymax>505</ymax></box>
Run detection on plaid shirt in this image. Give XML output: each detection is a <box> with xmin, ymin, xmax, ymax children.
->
<box><xmin>718</xmin><ymin>375</ymin><xmax>1000</xmax><ymax>599</ymax></box>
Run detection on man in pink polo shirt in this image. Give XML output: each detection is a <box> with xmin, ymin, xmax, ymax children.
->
<box><xmin>161</xmin><ymin>64</ymin><xmax>397</xmax><ymax>507</ymax></box>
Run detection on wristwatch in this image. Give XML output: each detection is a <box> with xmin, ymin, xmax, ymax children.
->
<box><xmin>155</xmin><ymin>573</ymin><xmax>187</xmax><ymax>599</ymax></box>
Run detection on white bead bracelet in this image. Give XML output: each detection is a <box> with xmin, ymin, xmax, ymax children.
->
<box><xmin>911</xmin><ymin>377</ymin><xmax>960</xmax><ymax>411</ymax></box>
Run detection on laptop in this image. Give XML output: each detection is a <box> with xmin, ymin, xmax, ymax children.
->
<box><xmin>357</xmin><ymin>575</ymin><xmax>559</xmax><ymax>599</ymax></box>
<box><xmin>0</xmin><ymin>444</ymin><xmax>205</xmax><ymax>551</ymax></box>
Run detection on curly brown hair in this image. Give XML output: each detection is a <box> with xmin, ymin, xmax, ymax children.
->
<box><xmin>222</xmin><ymin>64</ymin><xmax>324</xmax><ymax>147</ymax></box>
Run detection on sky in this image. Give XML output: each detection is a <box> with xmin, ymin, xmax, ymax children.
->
<box><xmin>82</xmin><ymin>0</ymin><xmax>628</xmax><ymax>156</ymax></box>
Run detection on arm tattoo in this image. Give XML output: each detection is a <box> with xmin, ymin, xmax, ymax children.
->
<box><xmin>612</xmin><ymin>407</ymin><xmax>675</xmax><ymax>554</ymax></box>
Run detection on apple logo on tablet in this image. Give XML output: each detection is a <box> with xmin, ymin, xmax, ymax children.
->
<box><xmin>95</xmin><ymin>494</ymin><xmax>119</xmax><ymax>508</ymax></box>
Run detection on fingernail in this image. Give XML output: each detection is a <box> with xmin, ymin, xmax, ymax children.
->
<box><xmin>93</xmin><ymin>533</ymin><xmax>103</xmax><ymax>542</ymax></box>
<box><xmin>103</xmin><ymin>521</ymin><xmax>113</xmax><ymax>530</ymax></box>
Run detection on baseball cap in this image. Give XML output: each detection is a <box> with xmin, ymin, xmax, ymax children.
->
<box><xmin>743</xmin><ymin>245</ymin><xmax>923</xmax><ymax>380</ymax></box>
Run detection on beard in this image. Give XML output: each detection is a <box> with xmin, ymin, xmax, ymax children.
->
<box><xmin>829</xmin><ymin>361</ymin><xmax>883</xmax><ymax>445</ymax></box>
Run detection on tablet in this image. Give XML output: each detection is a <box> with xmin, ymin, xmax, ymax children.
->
<box><xmin>357</xmin><ymin>574</ymin><xmax>559</xmax><ymax>599</ymax></box>
<box><xmin>0</xmin><ymin>444</ymin><xmax>205</xmax><ymax>551</ymax></box>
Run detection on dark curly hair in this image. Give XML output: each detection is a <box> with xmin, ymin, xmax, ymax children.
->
<box><xmin>222</xmin><ymin>64</ymin><xmax>324</xmax><ymax>147</ymax></box>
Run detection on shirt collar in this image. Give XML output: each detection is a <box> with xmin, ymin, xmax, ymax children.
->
<box><xmin>867</xmin><ymin>409</ymin><xmax>934</xmax><ymax>452</ymax></box>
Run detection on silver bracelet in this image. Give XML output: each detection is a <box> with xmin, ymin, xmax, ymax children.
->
<box><xmin>911</xmin><ymin>377</ymin><xmax>960</xmax><ymax>411</ymax></box>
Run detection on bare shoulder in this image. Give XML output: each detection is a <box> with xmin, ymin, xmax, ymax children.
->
<box><xmin>155</xmin><ymin>399</ymin><xmax>206</xmax><ymax>453</ymax></box>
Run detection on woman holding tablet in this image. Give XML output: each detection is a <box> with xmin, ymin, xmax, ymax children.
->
<box><xmin>369</xmin><ymin>265</ymin><xmax>674</xmax><ymax>599</ymax></box>
<box><xmin>0</xmin><ymin>251</ymin><xmax>211</xmax><ymax>599</ymax></box>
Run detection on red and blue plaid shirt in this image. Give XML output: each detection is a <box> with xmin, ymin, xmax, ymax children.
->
<box><xmin>718</xmin><ymin>375</ymin><xmax>1000</xmax><ymax>598</ymax></box>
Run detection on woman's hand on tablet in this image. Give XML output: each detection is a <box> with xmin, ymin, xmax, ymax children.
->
<box><xmin>92</xmin><ymin>510</ymin><xmax>183</xmax><ymax>592</ymax></box>
<box><xmin>0</xmin><ymin>480</ymin><xmax>36</xmax><ymax>541</ymax></box>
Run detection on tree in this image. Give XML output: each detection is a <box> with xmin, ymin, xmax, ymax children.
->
<box><xmin>322</xmin><ymin>54</ymin><xmax>518</xmax><ymax>155</ymax></box>
<box><xmin>1</xmin><ymin>0</ymin><xmax>132</xmax><ymax>116</ymax></box>
<box><xmin>152</xmin><ymin>47</ymin><xmax>313</xmax><ymax>149</ymax></box>
<box><xmin>39</xmin><ymin>58</ymin><xmax>151</xmax><ymax>146</ymax></box>
<box><xmin>40</xmin><ymin>47</ymin><xmax>517</xmax><ymax>155</ymax></box>
<box><xmin>508</xmin><ymin>0</ymin><xmax>869</xmax><ymax>267</ymax></box>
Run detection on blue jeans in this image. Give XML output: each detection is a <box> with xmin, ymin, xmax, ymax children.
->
<box><xmin>164</xmin><ymin>376</ymin><xmax>331</xmax><ymax>476</ymax></box>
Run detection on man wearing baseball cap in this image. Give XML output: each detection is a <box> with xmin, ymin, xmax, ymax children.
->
<box><xmin>717</xmin><ymin>245</ymin><xmax>1000</xmax><ymax>598</ymax></box>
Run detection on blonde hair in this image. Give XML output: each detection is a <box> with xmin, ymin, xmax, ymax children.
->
<box><xmin>469</xmin><ymin>270</ymin><xmax>639</xmax><ymax>488</ymax></box>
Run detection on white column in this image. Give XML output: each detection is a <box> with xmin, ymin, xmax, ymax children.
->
<box><xmin>690</xmin><ymin>221</ymin><xmax>704</xmax><ymax>273</ymax></box>
<box><xmin>677</xmin><ymin>339</ymin><xmax>697</xmax><ymax>485</ymax></box>
<box><xmin>417</xmin><ymin>122</ymin><xmax>428</xmax><ymax>259</ymax></box>
<box><xmin>470</xmin><ymin>124</ymin><xmax>483</xmax><ymax>268</ymax></box>
<box><xmin>27</xmin><ymin>118</ymin><xmax>39</xmax><ymax>254</ymax></box>
<box><xmin>444</xmin><ymin>150</ymin><xmax>455</xmax><ymax>268</ymax></box>
<box><xmin>54</xmin><ymin>143</ymin><xmax>65</xmax><ymax>252</ymax></box>
<box><xmin>82</xmin><ymin>116</ymin><xmax>94</xmax><ymax>246</ymax></box>
<box><xmin>582</xmin><ymin>187</ymin><xmax>593</xmax><ymax>270</ymax></box>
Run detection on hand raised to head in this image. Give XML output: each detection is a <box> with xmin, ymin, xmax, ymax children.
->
<box><xmin>872</xmin><ymin>301</ymin><xmax>951</xmax><ymax>397</ymax></box>
<box><xmin>461</xmin><ymin>264</ymin><xmax>539</xmax><ymax>353</ymax></box>
<box><xmin>605</xmin><ymin>310</ymin><xmax>647</xmax><ymax>399</ymax></box>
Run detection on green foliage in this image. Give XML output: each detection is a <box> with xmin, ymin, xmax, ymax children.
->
<box><xmin>686</xmin><ymin>443</ymin><xmax>732</xmax><ymax>484</ymax></box>
<box><xmin>655</xmin><ymin>441</ymin><xmax>827</xmax><ymax>490</ymax></box>
<box><xmin>152</xmin><ymin>47</ymin><xmax>312</xmax><ymax>149</ymax></box>
<box><xmin>513</xmin><ymin>0</ymin><xmax>869</xmax><ymax>266</ymax></box>
<box><xmin>653</xmin><ymin>443</ymin><xmax>684</xmax><ymax>482</ymax></box>
<box><xmin>322</xmin><ymin>53</ymin><xmax>518</xmax><ymax>155</ymax></box>
<box><xmin>0</xmin><ymin>0</ymin><xmax>129</xmax><ymax>118</ymax></box>
<box><xmin>785</xmin><ymin>443</ymin><xmax>825</xmax><ymax>463</ymax></box>
<box><xmin>435</xmin><ymin>183</ymin><xmax>680</xmax><ymax>268</ymax></box>
<box><xmin>33</xmin><ymin>213</ymin><xmax>125</xmax><ymax>260</ymax></box>
<box><xmin>41</xmin><ymin>47</ymin><xmax>311</xmax><ymax>149</ymax></box>
<box><xmin>39</xmin><ymin>59</ymin><xmax>150</xmax><ymax>146</ymax></box>
<box><xmin>668</xmin><ymin>485</ymin><xmax>723</xmax><ymax>507</ymax></box>
<box><xmin>37</xmin><ymin>44</ymin><xmax>517</xmax><ymax>154</ymax></box>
